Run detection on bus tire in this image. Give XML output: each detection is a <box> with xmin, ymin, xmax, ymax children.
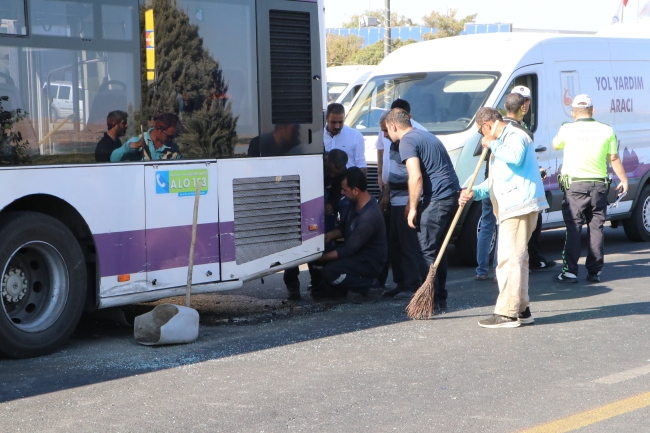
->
<box><xmin>623</xmin><ymin>185</ymin><xmax>650</xmax><ymax>242</ymax></box>
<box><xmin>455</xmin><ymin>202</ymin><xmax>496</xmax><ymax>267</ymax></box>
<box><xmin>0</xmin><ymin>212</ymin><xmax>86</xmax><ymax>358</ymax></box>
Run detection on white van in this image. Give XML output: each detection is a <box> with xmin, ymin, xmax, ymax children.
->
<box><xmin>327</xmin><ymin>65</ymin><xmax>374</xmax><ymax>108</ymax></box>
<box><xmin>44</xmin><ymin>81</ymin><xmax>84</xmax><ymax>122</ymax></box>
<box><xmin>345</xmin><ymin>25</ymin><xmax>650</xmax><ymax>264</ymax></box>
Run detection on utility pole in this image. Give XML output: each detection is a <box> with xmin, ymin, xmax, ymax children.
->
<box><xmin>384</xmin><ymin>0</ymin><xmax>391</xmax><ymax>58</ymax></box>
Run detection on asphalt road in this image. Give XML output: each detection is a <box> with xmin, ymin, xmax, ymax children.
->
<box><xmin>1</xmin><ymin>226</ymin><xmax>650</xmax><ymax>432</ymax></box>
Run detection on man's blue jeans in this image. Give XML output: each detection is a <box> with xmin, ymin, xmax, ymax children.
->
<box><xmin>476</xmin><ymin>198</ymin><xmax>497</xmax><ymax>277</ymax></box>
<box><xmin>417</xmin><ymin>194</ymin><xmax>459</xmax><ymax>302</ymax></box>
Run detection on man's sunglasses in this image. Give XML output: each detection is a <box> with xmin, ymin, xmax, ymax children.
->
<box><xmin>158</xmin><ymin>128</ymin><xmax>178</xmax><ymax>140</ymax></box>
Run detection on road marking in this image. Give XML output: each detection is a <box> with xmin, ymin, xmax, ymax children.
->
<box><xmin>595</xmin><ymin>364</ymin><xmax>650</xmax><ymax>384</ymax></box>
<box><xmin>518</xmin><ymin>391</ymin><xmax>650</xmax><ymax>433</ymax></box>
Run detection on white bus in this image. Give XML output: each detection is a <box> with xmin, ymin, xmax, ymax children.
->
<box><xmin>0</xmin><ymin>0</ymin><xmax>325</xmax><ymax>358</ymax></box>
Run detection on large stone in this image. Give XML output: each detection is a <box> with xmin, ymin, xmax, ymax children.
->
<box><xmin>134</xmin><ymin>304</ymin><xmax>199</xmax><ymax>346</ymax></box>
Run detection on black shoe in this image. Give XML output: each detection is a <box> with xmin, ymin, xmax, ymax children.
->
<box><xmin>587</xmin><ymin>273</ymin><xmax>601</xmax><ymax>283</ymax></box>
<box><xmin>478</xmin><ymin>314</ymin><xmax>520</xmax><ymax>328</ymax></box>
<box><xmin>350</xmin><ymin>287</ymin><xmax>385</xmax><ymax>304</ymax></box>
<box><xmin>530</xmin><ymin>260</ymin><xmax>557</xmax><ymax>271</ymax></box>
<box><xmin>287</xmin><ymin>291</ymin><xmax>301</xmax><ymax>301</ymax></box>
<box><xmin>393</xmin><ymin>291</ymin><xmax>415</xmax><ymax>300</ymax></box>
<box><xmin>518</xmin><ymin>307</ymin><xmax>534</xmax><ymax>325</ymax></box>
<box><xmin>310</xmin><ymin>281</ymin><xmax>336</xmax><ymax>300</ymax></box>
<box><xmin>383</xmin><ymin>287</ymin><xmax>403</xmax><ymax>297</ymax></box>
<box><xmin>553</xmin><ymin>272</ymin><xmax>578</xmax><ymax>283</ymax></box>
<box><xmin>475</xmin><ymin>274</ymin><xmax>489</xmax><ymax>281</ymax></box>
<box><xmin>434</xmin><ymin>300</ymin><xmax>447</xmax><ymax>310</ymax></box>
<box><xmin>286</xmin><ymin>284</ymin><xmax>301</xmax><ymax>301</ymax></box>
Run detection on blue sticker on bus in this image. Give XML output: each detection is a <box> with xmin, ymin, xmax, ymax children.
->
<box><xmin>155</xmin><ymin>171</ymin><xmax>169</xmax><ymax>194</ymax></box>
<box><xmin>155</xmin><ymin>170</ymin><xmax>208</xmax><ymax>196</ymax></box>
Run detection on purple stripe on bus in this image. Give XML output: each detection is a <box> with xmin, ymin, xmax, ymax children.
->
<box><xmin>94</xmin><ymin>230</ymin><xmax>147</xmax><ymax>277</ymax></box>
<box><xmin>94</xmin><ymin>223</ymin><xmax>220</xmax><ymax>278</ymax></box>
<box><xmin>301</xmin><ymin>196</ymin><xmax>325</xmax><ymax>241</ymax></box>
<box><xmin>219</xmin><ymin>221</ymin><xmax>236</xmax><ymax>263</ymax></box>
<box><xmin>146</xmin><ymin>223</ymin><xmax>220</xmax><ymax>272</ymax></box>
<box><xmin>95</xmin><ymin>197</ymin><xmax>324</xmax><ymax>277</ymax></box>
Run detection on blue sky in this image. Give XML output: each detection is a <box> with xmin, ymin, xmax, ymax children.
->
<box><xmin>324</xmin><ymin>0</ymin><xmax>645</xmax><ymax>32</ymax></box>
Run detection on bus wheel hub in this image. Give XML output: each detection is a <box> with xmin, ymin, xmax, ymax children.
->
<box><xmin>2</xmin><ymin>267</ymin><xmax>28</xmax><ymax>303</ymax></box>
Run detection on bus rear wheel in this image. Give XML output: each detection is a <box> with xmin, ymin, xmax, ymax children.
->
<box><xmin>0</xmin><ymin>212</ymin><xmax>86</xmax><ymax>358</ymax></box>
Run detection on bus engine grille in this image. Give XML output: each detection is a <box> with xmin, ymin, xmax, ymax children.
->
<box><xmin>233</xmin><ymin>175</ymin><xmax>302</xmax><ymax>265</ymax></box>
<box><xmin>269</xmin><ymin>9</ymin><xmax>312</xmax><ymax>125</ymax></box>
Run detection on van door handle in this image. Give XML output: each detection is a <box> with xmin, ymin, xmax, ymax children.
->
<box><xmin>535</xmin><ymin>146</ymin><xmax>547</xmax><ymax>153</ymax></box>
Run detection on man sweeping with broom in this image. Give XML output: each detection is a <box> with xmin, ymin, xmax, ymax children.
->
<box><xmin>385</xmin><ymin>108</ymin><xmax>460</xmax><ymax>309</ymax></box>
<box><xmin>459</xmin><ymin>108</ymin><xmax>548</xmax><ymax>328</ymax></box>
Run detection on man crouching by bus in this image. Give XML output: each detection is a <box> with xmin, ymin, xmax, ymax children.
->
<box><xmin>310</xmin><ymin>167</ymin><xmax>387</xmax><ymax>302</ymax></box>
<box><xmin>110</xmin><ymin>113</ymin><xmax>182</xmax><ymax>161</ymax></box>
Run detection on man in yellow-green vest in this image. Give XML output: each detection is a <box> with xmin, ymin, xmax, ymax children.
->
<box><xmin>552</xmin><ymin>94</ymin><xmax>628</xmax><ymax>284</ymax></box>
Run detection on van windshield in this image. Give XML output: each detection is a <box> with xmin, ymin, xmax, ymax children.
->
<box><xmin>345</xmin><ymin>72</ymin><xmax>500</xmax><ymax>135</ymax></box>
<box><xmin>327</xmin><ymin>82</ymin><xmax>348</xmax><ymax>103</ymax></box>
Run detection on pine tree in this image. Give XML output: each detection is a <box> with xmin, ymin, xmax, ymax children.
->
<box><xmin>139</xmin><ymin>0</ymin><xmax>238</xmax><ymax>157</ymax></box>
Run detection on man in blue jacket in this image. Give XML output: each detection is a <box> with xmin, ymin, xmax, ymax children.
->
<box><xmin>460</xmin><ymin>107</ymin><xmax>548</xmax><ymax>328</ymax></box>
<box><xmin>111</xmin><ymin>113</ymin><xmax>182</xmax><ymax>161</ymax></box>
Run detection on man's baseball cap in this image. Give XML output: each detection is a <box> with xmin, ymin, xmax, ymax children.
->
<box><xmin>572</xmin><ymin>94</ymin><xmax>593</xmax><ymax>108</ymax></box>
<box><xmin>510</xmin><ymin>86</ymin><xmax>531</xmax><ymax>99</ymax></box>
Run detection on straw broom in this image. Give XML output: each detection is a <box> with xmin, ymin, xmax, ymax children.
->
<box><xmin>406</xmin><ymin>146</ymin><xmax>490</xmax><ymax>319</ymax></box>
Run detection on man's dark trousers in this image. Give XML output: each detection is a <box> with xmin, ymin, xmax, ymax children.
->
<box><xmin>417</xmin><ymin>194</ymin><xmax>459</xmax><ymax>302</ymax></box>
<box><xmin>390</xmin><ymin>205</ymin><xmax>422</xmax><ymax>291</ymax></box>
<box><xmin>561</xmin><ymin>181</ymin><xmax>608</xmax><ymax>275</ymax></box>
<box><xmin>322</xmin><ymin>256</ymin><xmax>380</xmax><ymax>295</ymax></box>
<box><xmin>528</xmin><ymin>213</ymin><xmax>545</xmax><ymax>264</ymax></box>
<box><xmin>377</xmin><ymin>207</ymin><xmax>391</xmax><ymax>286</ymax></box>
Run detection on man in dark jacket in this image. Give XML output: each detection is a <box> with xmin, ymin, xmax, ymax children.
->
<box><xmin>95</xmin><ymin>110</ymin><xmax>128</xmax><ymax>162</ymax></box>
<box><xmin>311</xmin><ymin>167</ymin><xmax>387</xmax><ymax>302</ymax></box>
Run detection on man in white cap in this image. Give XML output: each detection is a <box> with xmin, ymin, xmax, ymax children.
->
<box><xmin>506</xmin><ymin>88</ymin><xmax>556</xmax><ymax>271</ymax></box>
<box><xmin>552</xmin><ymin>94</ymin><xmax>628</xmax><ymax>283</ymax></box>
<box><xmin>510</xmin><ymin>85</ymin><xmax>532</xmax><ymax>125</ymax></box>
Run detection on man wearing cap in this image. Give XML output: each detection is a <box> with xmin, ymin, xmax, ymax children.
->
<box><xmin>511</xmin><ymin>85</ymin><xmax>532</xmax><ymax>125</ymax></box>
<box><xmin>552</xmin><ymin>94</ymin><xmax>628</xmax><ymax>283</ymax></box>
<box><xmin>506</xmin><ymin>88</ymin><xmax>556</xmax><ymax>271</ymax></box>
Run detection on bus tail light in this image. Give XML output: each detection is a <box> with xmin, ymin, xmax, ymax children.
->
<box><xmin>118</xmin><ymin>274</ymin><xmax>130</xmax><ymax>282</ymax></box>
<box><xmin>308</xmin><ymin>224</ymin><xmax>319</xmax><ymax>231</ymax></box>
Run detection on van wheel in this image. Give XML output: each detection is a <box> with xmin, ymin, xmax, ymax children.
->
<box><xmin>455</xmin><ymin>203</ymin><xmax>496</xmax><ymax>266</ymax></box>
<box><xmin>50</xmin><ymin>107</ymin><xmax>58</xmax><ymax>122</ymax></box>
<box><xmin>623</xmin><ymin>185</ymin><xmax>650</xmax><ymax>242</ymax></box>
<box><xmin>0</xmin><ymin>212</ymin><xmax>86</xmax><ymax>358</ymax></box>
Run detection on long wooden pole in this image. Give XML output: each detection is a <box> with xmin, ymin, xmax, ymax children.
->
<box><xmin>38</xmin><ymin>114</ymin><xmax>74</xmax><ymax>147</ymax></box>
<box><xmin>186</xmin><ymin>180</ymin><xmax>202</xmax><ymax>307</ymax></box>
<box><xmin>406</xmin><ymin>146</ymin><xmax>489</xmax><ymax>319</ymax></box>
<box><xmin>434</xmin><ymin>146</ymin><xmax>489</xmax><ymax>269</ymax></box>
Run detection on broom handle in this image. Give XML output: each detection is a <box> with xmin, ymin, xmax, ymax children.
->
<box><xmin>431</xmin><ymin>146</ymin><xmax>490</xmax><ymax>269</ymax></box>
<box><xmin>186</xmin><ymin>180</ymin><xmax>202</xmax><ymax>307</ymax></box>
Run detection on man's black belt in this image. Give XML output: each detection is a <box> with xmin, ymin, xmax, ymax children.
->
<box><xmin>570</xmin><ymin>177</ymin><xmax>608</xmax><ymax>183</ymax></box>
<box><xmin>389</xmin><ymin>181</ymin><xmax>409</xmax><ymax>190</ymax></box>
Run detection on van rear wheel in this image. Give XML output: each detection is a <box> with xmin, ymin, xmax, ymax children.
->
<box><xmin>0</xmin><ymin>212</ymin><xmax>86</xmax><ymax>358</ymax></box>
<box><xmin>623</xmin><ymin>185</ymin><xmax>650</xmax><ymax>242</ymax></box>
